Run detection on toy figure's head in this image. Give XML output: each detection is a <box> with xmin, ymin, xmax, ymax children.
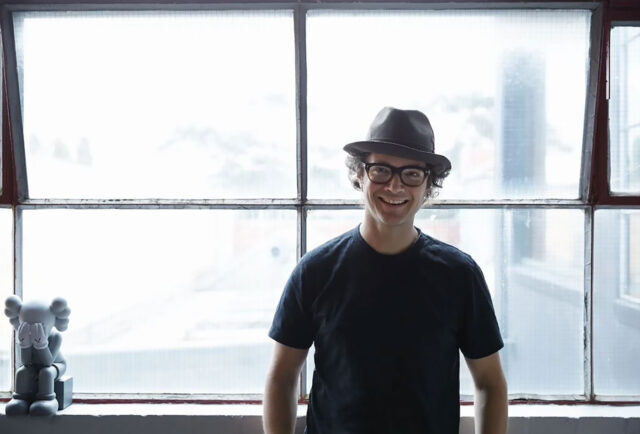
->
<box><xmin>4</xmin><ymin>296</ymin><xmax>70</xmax><ymax>335</ymax></box>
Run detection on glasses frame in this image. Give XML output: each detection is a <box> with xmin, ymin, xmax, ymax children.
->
<box><xmin>363</xmin><ymin>162</ymin><xmax>430</xmax><ymax>187</ymax></box>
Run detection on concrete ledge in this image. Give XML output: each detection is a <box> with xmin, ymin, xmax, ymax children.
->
<box><xmin>0</xmin><ymin>404</ymin><xmax>638</xmax><ymax>434</ymax></box>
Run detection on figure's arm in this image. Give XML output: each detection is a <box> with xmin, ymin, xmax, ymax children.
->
<box><xmin>263</xmin><ymin>342</ymin><xmax>309</xmax><ymax>434</ymax></box>
<box><xmin>17</xmin><ymin>322</ymin><xmax>34</xmax><ymax>364</ymax></box>
<box><xmin>465</xmin><ymin>352</ymin><xmax>508</xmax><ymax>434</ymax></box>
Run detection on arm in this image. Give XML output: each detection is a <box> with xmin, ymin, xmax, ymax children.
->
<box><xmin>263</xmin><ymin>342</ymin><xmax>309</xmax><ymax>434</ymax></box>
<box><xmin>31</xmin><ymin>325</ymin><xmax>61</xmax><ymax>366</ymax></box>
<box><xmin>465</xmin><ymin>351</ymin><xmax>508</xmax><ymax>434</ymax></box>
<box><xmin>17</xmin><ymin>322</ymin><xmax>34</xmax><ymax>365</ymax></box>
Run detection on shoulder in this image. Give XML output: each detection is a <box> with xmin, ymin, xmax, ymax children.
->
<box><xmin>48</xmin><ymin>330</ymin><xmax>63</xmax><ymax>346</ymax></box>
<box><xmin>298</xmin><ymin>227</ymin><xmax>358</xmax><ymax>270</ymax></box>
<box><xmin>417</xmin><ymin>233</ymin><xmax>481</xmax><ymax>276</ymax></box>
<box><xmin>47</xmin><ymin>331</ymin><xmax>63</xmax><ymax>357</ymax></box>
<box><xmin>282</xmin><ymin>228</ymin><xmax>358</xmax><ymax>293</ymax></box>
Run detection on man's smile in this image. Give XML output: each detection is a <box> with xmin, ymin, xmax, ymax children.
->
<box><xmin>378</xmin><ymin>196</ymin><xmax>409</xmax><ymax>206</ymax></box>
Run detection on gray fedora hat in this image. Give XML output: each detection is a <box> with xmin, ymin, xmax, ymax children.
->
<box><xmin>343</xmin><ymin>107</ymin><xmax>452</xmax><ymax>175</ymax></box>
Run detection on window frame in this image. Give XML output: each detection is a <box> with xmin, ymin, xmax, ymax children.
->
<box><xmin>0</xmin><ymin>0</ymin><xmax>638</xmax><ymax>406</ymax></box>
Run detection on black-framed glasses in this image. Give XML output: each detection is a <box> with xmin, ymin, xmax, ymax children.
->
<box><xmin>363</xmin><ymin>163</ymin><xmax>429</xmax><ymax>187</ymax></box>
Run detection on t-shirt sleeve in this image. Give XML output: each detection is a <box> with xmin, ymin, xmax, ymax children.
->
<box><xmin>458</xmin><ymin>259</ymin><xmax>504</xmax><ymax>359</ymax></box>
<box><xmin>268</xmin><ymin>259</ymin><xmax>314</xmax><ymax>350</ymax></box>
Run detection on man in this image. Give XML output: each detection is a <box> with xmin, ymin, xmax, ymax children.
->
<box><xmin>264</xmin><ymin>107</ymin><xmax>507</xmax><ymax>434</ymax></box>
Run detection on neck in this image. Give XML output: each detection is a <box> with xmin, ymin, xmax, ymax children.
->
<box><xmin>359</xmin><ymin>218</ymin><xmax>418</xmax><ymax>255</ymax></box>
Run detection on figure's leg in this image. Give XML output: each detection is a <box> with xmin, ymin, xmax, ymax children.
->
<box><xmin>5</xmin><ymin>366</ymin><xmax>36</xmax><ymax>416</ymax></box>
<box><xmin>29</xmin><ymin>366</ymin><xmax>59</xmax><ymax>416</ymax></box>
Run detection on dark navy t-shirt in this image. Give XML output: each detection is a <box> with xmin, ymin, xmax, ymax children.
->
<box><xmin>269</xmin><ymin>227</ymin><xmax>503</xmax><ymax>434</ymax></box>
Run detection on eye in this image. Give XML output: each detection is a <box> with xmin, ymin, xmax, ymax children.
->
<box><xmin>370</xmin><ymin>165</ymin><xmax>391</xmax><ymax>175</ymax></box>
<box><xmin>403</xmin><ymin>169</ymin><xmax>423</xmax><ymax>179</ymax></box>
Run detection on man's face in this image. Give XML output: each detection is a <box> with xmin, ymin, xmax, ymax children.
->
<box><xmin>360</xmin><ymin>152</ymin><xmax>428</xmax><ymax>230</ymax></box>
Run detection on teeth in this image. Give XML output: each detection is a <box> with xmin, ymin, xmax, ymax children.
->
<box><xmin>381</xmin><ymin>198</ymin><xmax>407</xmax><ymax>205</ymax></box>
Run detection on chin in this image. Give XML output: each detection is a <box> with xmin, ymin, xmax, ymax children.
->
<box><xmin>371</xmin><ymin>209</ymin><xmax>415</xmax><ymax>228</ymax></box>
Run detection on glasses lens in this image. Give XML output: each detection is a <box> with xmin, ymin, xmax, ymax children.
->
<box><xmin>367</xmin><ymin>164</ymin><xmax>392</xmax><ymax>183</ymax></box>
<box><xmin>401</xmin><ymin>168</ymin><xmax>426</xmax><ymax>186</ymax></box>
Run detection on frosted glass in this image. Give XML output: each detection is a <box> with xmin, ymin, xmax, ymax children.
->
<box><xmin>15</xmin><ymin>10</ymin><xmax>296</xmax><ymax>199</ymax></box>
<box><xmin>306</xmin><ymin>208</ymin><xmax>585</xmax><ymax>395</ymax></box>
<box><xmin>0</xmin><ymin>208</ymin><xmax>12</xmax><ymax>392</ymax></box>
<box><xmin>22</xmin><ymin>209</ymin><xmax>296</xmax><ymax>393</ymax></box>
<box><xmin>610</xmin><ymin>26</ymin><xmax>640</xmax><ymax>194</ymax></box>
<box><xmin>594</xmin><ymin>209</ymin><xmax>640</xmax><ymax>396</ymax></box>
<box><xmin>307</xmin><ymin>10</ymin><xmax>591</xmax><ymax>200</ymax></box>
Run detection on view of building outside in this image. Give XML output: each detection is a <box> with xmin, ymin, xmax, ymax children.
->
<box><xmin>610</xmin><ymin>26</ymin><xmax>640</xmax><ymax>194</ymax></box>
<box><xmin>306</xmin><ymin>10</ymin><xmax>590</xmax><ymax>200</ymax></box>
<box><xmin>21</xmin><ymin>209</ymin><xmax>296</xmax><ymax>393</ymax></box>
<box><xmin>630</xmin><ymin>214</ymin><xmax>640</xmax><ymax>300</ymax></box>
<box><xmin>0</xmin><ymin>209</ymin><xmax>12</xmax><ymax>392</ymax></box>
<box><xmin>596</xmin><ymin>25</ymin><xmax>640</xmax><ymax>398</ymax></box>
<box><xmin>14</xmin><ymin>10</ymin><xmax>297</xmax><ymax>199</ymax></box>
<box><xmin>594</xmin><ymin>210</ymin><xmax>640</xmax><ymax>396</ymax></box>
<box><xmin>2</xmin><ymin>8</ymin><xmax>637</xmax><ymax>399</ymax></box>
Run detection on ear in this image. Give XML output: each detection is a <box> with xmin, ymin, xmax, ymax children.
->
<box><xmin>355</xmin><ymin>165</ymin><xmax>365</xmax><ymax>191</ymax></box>
<box><xmin>4</xmin><ymin>295</ymin><xmax>22</xmax><ymax>330</ymax></box>
<box><xmin>423</xmin><ymin>174</ymin><xmax>433</xmax><ymax>201</ymax></box>
<box><xmin>50</xmin><ymin>297</ymin><xmax>71</xmax><ymax>331</ymax></box>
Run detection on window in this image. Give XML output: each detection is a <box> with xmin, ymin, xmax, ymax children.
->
<box><xmin>0</xmin><ymin>1</ymin><xmax>639</xmax><ymax>405</ymax></box>
<box><xmin>22</xmin><ymin>209</ymin><xmax>295</xmax><ymax>394</ymax></box>
<box><xmin>629</xmin><ymin>213</ymin><xmax>640</xmax><ymax>300</ymax></box>
<box><xmin>15</xmin><ymin>10</ymin><xmax>296</xmax><ymax>199</ymax></box>
<box><xmin>307</xmin><ymin>10</ymin><xmax>590</xmax><ymax>201</ymax></box>
<box><xmin>10</xmin><ymin>8</ymin><xmax>298</xmax><ymax>398</ymax></box>
<box><xmin>305</xmin><ymin>8</ymin><xmax>591</xmax><ymax>399</ymax></box>
<box><xmin>594</xmin><ymin>209</ymin><xmax>640</xmax><ymax>397</ymax></box>
<box><xmin>593</xmin><ymin>21</ymin><xmax>640</xmax><ymax>400</ymax></box>
<box><xmin>0</xmin><ymin>208</ymin><xmax>12</xmax><ymax>392</ymax></box>
<box><xmin>610</xmin><ymin>26</ymin><xmax>640</xmax><ymax>194</ymax></box>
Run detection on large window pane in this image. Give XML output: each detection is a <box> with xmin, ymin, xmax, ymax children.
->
<box><xmin>594</xmin><ymin>209</ymin><xmax>640</xmax><ymax>396</ymax></box>
<box><xmin>610</xmin><ymin>26</ymin><xmax>640</xmax><ymax>194</ymax></box>
<box><xmin>307</xmin><ymin>10</ymin><xmax>591</xmax><ymax>200</ymax></box>
<box><xmin>307</xmin><ymin>207</ymin><xmax>585</xmax><ymax>396</ymax></box>
<box><xmin>22</xmin><ymin>209</ymin><xmax>296</xmax><ymax>393</ymax></box>
<box><xmin>15</xmin><ymin>11</ymin><xmax>296</xmax><ymax>199</ymax></box>
<box><xmin>0</xmin><ymin>208</ymin><xmax>12</xmax><ymax>392</ymax></box>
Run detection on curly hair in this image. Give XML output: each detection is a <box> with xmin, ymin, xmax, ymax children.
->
<box><xmin>345</xmin><ymin>152</ymin><xmax>449</xmax><ymax>200</ymax></box>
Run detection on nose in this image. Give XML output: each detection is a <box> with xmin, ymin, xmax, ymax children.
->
<box><xmin>385</xmin><ymin>173</ymin><xmax>404</xmax><ymax>192</ymax></box>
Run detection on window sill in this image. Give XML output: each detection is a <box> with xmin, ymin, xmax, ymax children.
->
<box><xmin>0</xmin><ymin>403</ymin><xmax>639</xmax><ymax>434</ymax></box>
<box><xmin>0</xmin><ymin>403</ymin><xmax>635</xmax><ymax>417</ymax></box>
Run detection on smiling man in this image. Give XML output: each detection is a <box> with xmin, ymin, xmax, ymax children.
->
<box><xmin>264</xmin><ymin>107</ymin><xmax>507</xmax><ymax>434</ymax></box>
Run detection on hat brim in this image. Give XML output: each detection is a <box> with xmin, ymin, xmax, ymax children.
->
<box><xmin>344</xmin><ymin>140</ymin><xmax>452</xmax><ymax>175</ymax></box>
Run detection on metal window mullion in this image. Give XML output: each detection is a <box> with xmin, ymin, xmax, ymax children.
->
<box><xmin>17</xmin><ymin>199</ymin><xmax>302</xmax><ymax>210</ymax></box>
<box><xmin>580</xmin><ymin>5</ymin><xmax>603</xmax><ymax>201</ymax></box>
<box><xmin>584</xmin><ymin>206</ymin><xmax>594</xmax><ymax>400</ymax></box>
<box><xmin>11</xmin><ymin>206</ymin><xmax>23</xmax><ymax>393</ymax></box>
<box><xmin>294</xmin><ymin>4</ymin><xmax>309</xmax><ymax>401</ymax></box>
<box><xmin>295</xmin><ymin>4</ymin><xmax>308</xmax><ymax>206</ymax></box>
<box><xmin>14</xmin><ymin>199</ymin><xmax>591</xmax><ymax>209</ymax></box>
<box><xmin>297</xmin><ymin>206</ymin><xmax>308</xmax><ymax>400</ymax></box>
